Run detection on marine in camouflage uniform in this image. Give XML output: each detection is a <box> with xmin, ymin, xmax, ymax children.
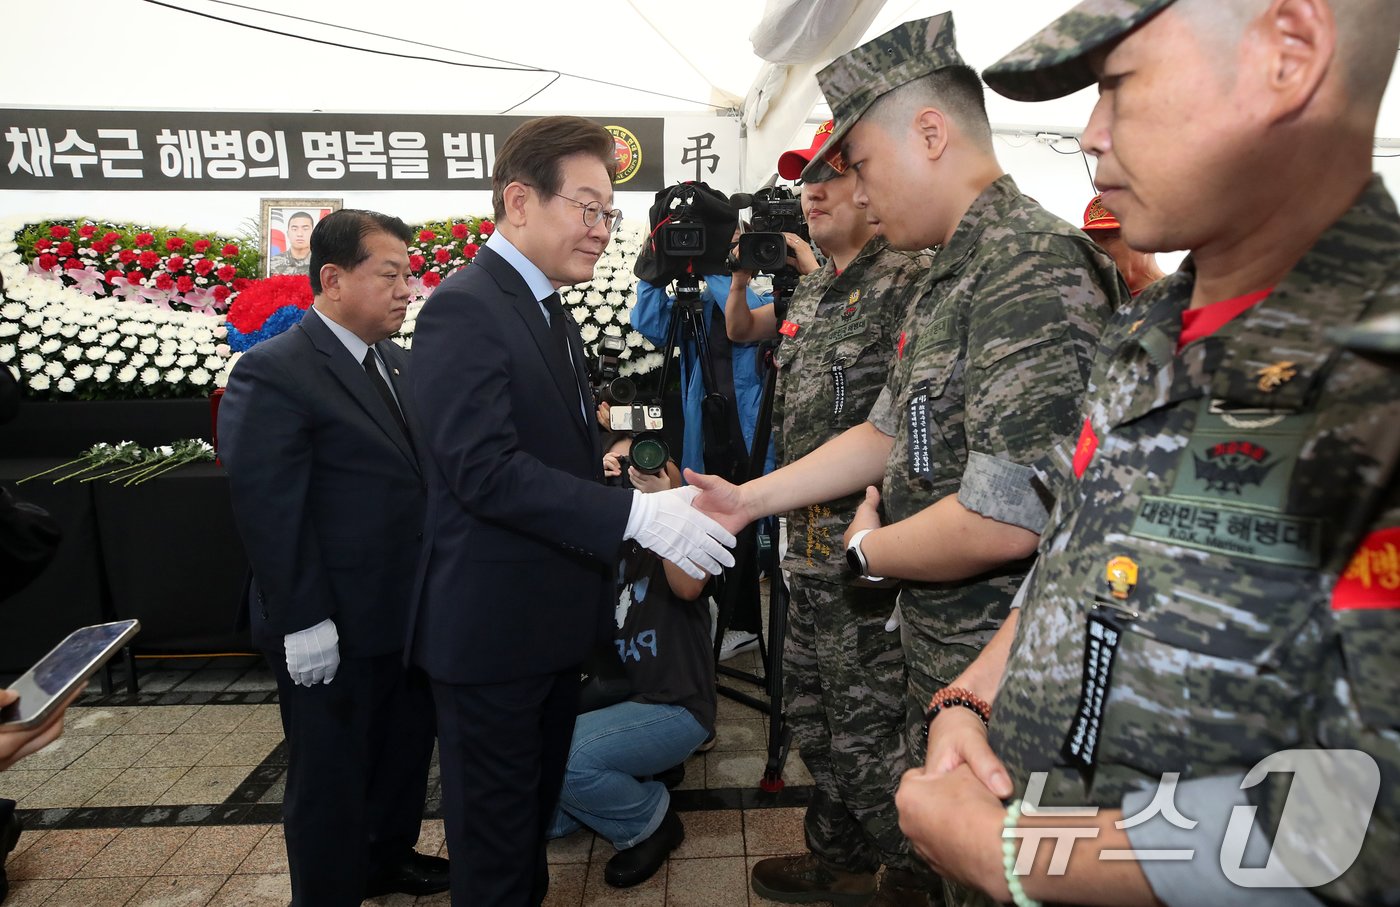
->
<box><xmin>774</xmin><ymin>235</ymin><xmax>931</xmax><ymax>875</ymax></box>
<box><xmin>803</xmin><ymin>14</ymin><xmax>1128</xmax><ymax>757</ymax></box>
<box><xmin>863</xmin><ymin>176</ymin><xmax>1125</xmax><ymax>744</ymax></box>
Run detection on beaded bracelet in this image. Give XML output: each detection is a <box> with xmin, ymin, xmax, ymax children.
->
<box><xmin>924</xmin><ymin>686</ymin><xmax>991</xmax><ymax>727</ymax></box>
<box><xmin>1002</xmin><ymin>799</ymin><xmax>1043</xmax><ymax>907</ymax></box>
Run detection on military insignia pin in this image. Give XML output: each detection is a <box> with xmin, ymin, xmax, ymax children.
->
<box><xmin>1105</xmin><ymin>556</ymin><xmax>1139</xmax><ymax>600</ymax></box>
<box><xmin>1256</xmin><ymin>361</ymin><xmax>1297</xmax><ymax>392</ymax></box>
<box><xmin>843</xmin><ymin>289</ymin><xmax>861</xmax><ymax>319</ymax></box>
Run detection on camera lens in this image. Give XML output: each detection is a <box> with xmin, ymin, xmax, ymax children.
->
<box><xmin>602</xmin><ymin>376</ymin><xmax>636</xmax><ymax>405</ymax></box>
<box><xmin>630</xmin><ymin>433</ymin><xmax>669</xmax><ymax>476</ymax></box>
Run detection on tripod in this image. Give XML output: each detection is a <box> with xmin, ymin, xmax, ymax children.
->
<box><xmin>654</xmin><ymin>269</ymin><xmax>799</xmax><ymax>792</ymax></box>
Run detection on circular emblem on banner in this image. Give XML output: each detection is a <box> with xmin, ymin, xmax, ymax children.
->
<box><xmin>607</xmin><ymin>126</ymin><xmax>643</xmax><ymax>184</ymax></box>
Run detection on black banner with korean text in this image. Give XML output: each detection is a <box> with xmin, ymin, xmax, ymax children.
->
<box><xmin>0</xmin><ymin>109</ymin><xmax>665</xmax><ymax>191</ymax></box>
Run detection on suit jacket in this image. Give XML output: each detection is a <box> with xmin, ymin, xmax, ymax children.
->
<box><xmin>218</xmin><ymin>309</ymin><xmax>426</xmax><ymax>658</ymax></box>
<box><xmin>407</xmin><ymin>244</ymin><xmax>632</xmax><ymax>685</ymax></box>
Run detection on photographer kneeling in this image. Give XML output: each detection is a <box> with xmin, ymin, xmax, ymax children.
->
<box><xmin>548</xmin><ymin>432</ymin><xmax>715</xmax><ymax>889</ymax></box>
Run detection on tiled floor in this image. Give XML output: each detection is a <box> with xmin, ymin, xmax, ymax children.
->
<box><xmin>0</xmin><ymin>649</ymin><xmax>816</xmax><ymax>906</ymax></box>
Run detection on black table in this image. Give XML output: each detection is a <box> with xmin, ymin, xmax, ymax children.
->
<box><xmin>0</xmin><ymin>458</ymin><xmax>251</xmax><ymax>673</ymax></box>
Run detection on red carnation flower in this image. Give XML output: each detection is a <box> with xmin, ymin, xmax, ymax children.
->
<box><xmin>451</xmin><ymin>223</ymin><xmax>469</xmax><ymax>239</ymax></box>
<box><xmin>195</xmin><ymin>259</ymin><xmax>215</xmax><ymax>277</ymax></box>
<box><xmin>90</xmin><ymin>241</ymin><xmax>111</xmax><ymax>255</ymax></box>
<box><xmin>422</xmin><ymin>271</ymin><xmax>441</xmax><ymax>288</ymax></box>
<box><xmin>49</xmin><ymin>225</ymin><xmax>70</xmax><ymax>239</ymax></box>
<box><xmin>479</xmin><ymin>220</ymin><xmax>495</xmax><ymax>236</ymax></box>
<box><xmin>194</xmin><ymin>239</ymin><xmax>212</xmax><ymax>253</ymax></box>
<box><xmin>418</xmin><ymin>229</ymin><xmax>436</xmax><ymax>242</ymax></box>
<box><xmin>166</xmin><ymin>255</ymin><xmax>186</xmax><ymax>272</ymax></box>
<box><xmin>37</xmin><ymin>253</ymin><xmax>58</xmax><ymax>270</ymax></box>
<box><xmin>462</xmin><ymin>243</ymin><xmax>480</xmax><ymax>259</ymax></box>
<box><xmin>127</xmin><ymin>270</ymin><xmax>145</xmax><ymax>283</ymax></box>
<box><xmin>222</xmin><ymin>244</ymin><xmax>239</xmax><ymax>257</ymax></box>
<box><xmin>408</xmin><ymin>254</ymin><xmax>426</xmax><ymax>272</ymax></box>
<box><xmin>165</xmin><ymin>236</ymin><xmax>186</xmax><ymax>251</ymax></box>
<box><xmin>176</xmin><ymin>275</ymin><xmax>195</xmax><ymax>294</ymax></box>
<box><xmin>212</xmin><ymin>285</ymin><xmax>231</xmax><ymax>302</ymax></box>
<box><xmin>56</xmin><ymin>241</ymin><xmax>75</xmax><ymax>257</ymax></box>
<box><xmin>34</xmin><ymin>239</ymin><xmax>52</xmax><ymax>251</ymax></box>
<box><xmin>233</xmin><ymin>278</ymin><xmax>252</xmax><ymax>292</ymax></box>
<box><xmin>135</xmin><ymin>232</ymin><xmax>155</xmax><ymax>247</ymax></box>
<box><xmin>216</xmin><ymin>265</ymin><xmax>237</xmax><ymax>282</ymax></box>
<box><xmin>155</xmin><ymin>272</ymin><xmax>175</xmax><ymax>291</ymax></box>
<box><xmin>118</xmin><ymin>249</ymin><xmax>137</xmax><ymax>264</ymax></box>
<box><xmin>104</xmin><ymin>269</ymin><xmax>124</xmax><ymax>284</ymax></box>
<box><xmin>434</xmin><ymin>247</ymin><xmax>451</xmax><ymax>264</ymax></box>
<box><xmin>63</xmin><ymin>258</ymin><xmax>84</xmax><ymax>271</ymax></box>
<box><xmin>138</xmin><ymin>250</ymin><xmax>160</xmax><ymax>270</ymax></box>
<box><xmin>78</xmin><ymin>224</ymin><xmax>97</xmax><ymax>238</ymax></box>
<box><xmin>103</xmin><ymin>231</ymin><xmax>120</xmax><ymax>243</ymax></box>
<box><xmin>225</xmin><ymin>274</ymin><xmax>314</xmax><ymax>333</ymax></box>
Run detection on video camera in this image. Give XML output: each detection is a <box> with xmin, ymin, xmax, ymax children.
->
<box><xmin>734</xmin><ymin>186</ymin><xmax>808</xmax><ymax>273</ymax></box>
<box><xmin>591</xmin><ymin>335</ymin><xmax>671</xmax><ymax>486</ymax></box>
<box><xmin>633</xmin><ymin>181</ymin><xmax>739</xmax><ymax>287</ymax></box>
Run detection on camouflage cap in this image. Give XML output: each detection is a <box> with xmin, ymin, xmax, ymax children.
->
<box><xmin>801</xmin><ymin>12</ymin><xmax>966</xmax><ymax>182</ymax></box>
<box><xmin>982</xmin><ymin>0</ymin><xmax>1176</xmax><ymax>102</ymax></box>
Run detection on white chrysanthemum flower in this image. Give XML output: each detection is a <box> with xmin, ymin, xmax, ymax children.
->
<box><xmin>593</xmin><ymin>305</ymin><xmax>614</xmax><ymax>325</ymax></box>
<box><xmin>28</xmin><ymin>374</ymin><xmax>49</xmax><ymax>391</ymax></box>
<box><xmin>177</xmin><ymin>354</ymin><xmax>197</xmax><ymax>368</ymax></box>
<box><xmin>43</xmin><ymin>360</ymin><xmax>64</xmax><ymax>378</ymax></box>
<box><xmin>93</xmin><ymin>364</ymin><xmax>111</xmax><ymax>382</ymax></box>
<box><xmin>155</xmin><ymin>324</ymin><xmax>178</xmax><ymax>340</ymax></box>
<box><xmin>579</xmin><ymin>324</ymin><xmax>599</xmax><ymax>343</ymax></box>
<box><xmin>77</xmin><ymin>327</ymin><xmax>99</xmax><ymax>343</ymax></box>
<box><xmin>177</xmin><ymin>340</ymin><xmax>196</xmax><ymax>355</ymax></box>
<box><xmin>140</xmin><ymin>367</ymin><xmax>160</xmax><ymax>385</ymax></box>
<box><xmin>100</xmin><ymin>331</ymin><xmax>118</xmax><ymax>347</ymax></box>
<box><xmin>625</xmin><ymin>330</ymin><xmax>646</xmax><ymax>348</ymax></box>
<box><xmin>17</xmin><ymin>332</ymin><xmax>39</xmax><ymax>350</ymax></box>
<box><xmin>96</xmin><ymin>318</ymin><xmax>117</xmax><ymax>333</ymax></box>
<box><xmin>130</xmin><ymin>353</ymin><xmax>149</xmax><ymax>368</ymax></box>
<box><xmin>0</xmin><ymin>346</ymin><xmax>12</xmax><ymax>363</ymax></box>
<box><xmin>120</xmin><ymin>336</ymin><xmax>137</xmax><ymax>349</ymax></box>
<box><xmin>105</xmin><ymin>349</ymin><xmax>126</xmax><ymax>364</ymax></box>
<box><xmin>203</xmin><ymin>355</ymin><xmax>224</xmax><ymax>371</ymax></box>
<box><xmin>59</xmin><ymin>322</ymin><xmax>80</xmax><ymax>338</ymax></box>
<box><xmin>153</xmin><ymin>353</ymin><xmax>176</xmax><ymax>368</ymax></box>
<box><xmin>39</xmin><ymin>338</ymin><xmax>60</xmax><ymax>354</ymax></box>
<box><xmin>40</xmin><ymin>319</ymin><xmax>62</xmax><ymax>335</ymax></box>
<box><xmin>61</xmin><ymin>345</ymin><xmax>81</xmax><ymax>361</ymax></box>
<box><xmin>571</xmin><ymin>305</ymin><xmax>589</xmax><ymax>322</ymax></box>
<box><xmin>117</xmin><ymin>365</ymin><xmax>137</xmax><ymax>383</ymax></box>
<box><xmin>19</xmin><ymin>352</ymin><xmax>42</xmax><ymax>372</ymax></box>
<box><xmin>189</xmin><ymin>367</ymin><xmax>212</xmax><ymax>385</ymax></box>
<box><xmin>20</xmin><ymin>312</ymin><xmax>42</xmax><ymax>328</ymax></box>
<box><xmin>56</xmin><ymin>376</ymin><xmax>75</xmax><ymax>393</ymax></box>
<box><xmin>0</xmin><ymin>302</ymin><xmax>22</xmax><ymax>318</ymax></box>
<box><xmin>72</xmin><ymin>363</ymin><xmax>94</xmax><ymax>380</ymax></box>
<box><xmin>85</xmin><ymin>346</ymin><xmax>106</xmax><ymax>361</ymax></box>
<box><xmin>165</xmin><ymin>367</ymin><xmax>185</xmax><ymax>383</ymax></box>
<box><xmin>139</xmin><ymin>337</ymin><xmax>159</xmax><ymax>354</ymax></box>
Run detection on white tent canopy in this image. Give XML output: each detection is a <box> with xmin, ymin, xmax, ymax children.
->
<box><xmin>2</xmin><ymin>0</ymin><xmax>1397</xmax><ymax>243</ymax></box>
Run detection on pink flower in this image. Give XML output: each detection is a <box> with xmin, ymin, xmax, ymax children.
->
<box><xmin>166</xmin><ymin>255</ymin><xmax>186</xmax><ymax>272</ymax></box>
<box><xmin>135</xmin><ymin>232</ymin><xmax>155</xmax><ymax>247</ymax></box>
<box><xmin>166</xmin><ymin>236</ymin><xmax>186</xmax><ymax>251</ymax></box>
<box><xmin>451</xmin><ymin>223</ymin><xmax>469</xmax><ymax>239</ymax></box>
<box><xmin>422</xmin><ymin>271</ymin><xmax>441</xmax><ymax>288</ymax></box>
<box><xmin>49</xmin><ymin>225</ymin><xmax>70</xmax><ymax>239</ymax></box>
<box><xmin>479</xmin><ymin>220</ymin><xmax>495</xmax><ymax>236</ymax></box>
<box><xmin>418</xmin><ymin>229</ymin><xmax>436</xmax><ymax>243</ymax></box>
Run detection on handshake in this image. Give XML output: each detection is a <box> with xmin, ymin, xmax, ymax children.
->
<box><xmin>623</xmin><ymin>471</ymin><xmax>754</xmax><ymax>580</ymax></box>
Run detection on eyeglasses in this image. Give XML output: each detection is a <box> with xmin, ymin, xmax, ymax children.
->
<box><xmin>524</xmin><ymin>184</ymin><xmax>623</xmax><ymax>233</ymax></box>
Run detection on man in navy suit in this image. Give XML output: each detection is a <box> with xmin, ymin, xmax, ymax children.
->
<box><xmin>219</xmin><ymin>209</ymin><xmax>448</xmax><ymax>905</ymax></box>
<box><xmin>408</xmin><ymin>116</ymin><xmax>736</xmax><ymax>907</ymax></box>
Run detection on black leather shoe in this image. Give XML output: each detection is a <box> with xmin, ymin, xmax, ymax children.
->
<box><xmin>604</xmin><ymin>807</ymin><xmax>683</xmax><ymax>888</ymax></box>
<box><xmin>0</xmin><ymin>809</ymin><xmax>21</xmax><ymax>905</ymax></box>
<box><xmin>651</xmin><ymin>762</ymin><xmax>685</xmax><ymax>790</ymax></box>
<box><xmin>365</xmin><ymin>849</ymin><xmax>450</xmax><ymax>897</ymax></box>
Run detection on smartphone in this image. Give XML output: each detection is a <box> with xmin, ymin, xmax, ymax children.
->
<box><xmin>0</xmin><ymin>620</ymin><xmax>140</xmax><ymax>729</ymax></box>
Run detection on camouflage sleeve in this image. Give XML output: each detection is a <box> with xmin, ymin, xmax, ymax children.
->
<box><xmin>960</xmin><ymin>249</ymin><xmax>1104</xmax><ymax>524</ymax></box>
<box><xmin>867</xmin><ymin>383</ymin><xmax>899</xmax><ymax>437</ymax></box>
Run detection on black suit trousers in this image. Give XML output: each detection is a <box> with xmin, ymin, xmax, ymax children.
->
<box><xmin>431</xmin><ymin>669</ymin><xmax>581</xmax><ymax>907</ymax></box>
<box><xmin>270</xmin><ymin>649</ymin><xmax>436</xmax><ymax>907</ymax></box>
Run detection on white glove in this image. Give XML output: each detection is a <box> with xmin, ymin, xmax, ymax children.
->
<box><xmin>284</xmin><ymin>618</ymin><xmax>340</xmax><ymax>687</ymax></box>
<box><xmin>625</xmin><ymin>486</ymin><xmax>737</xmax><ymax>580</ymax></box>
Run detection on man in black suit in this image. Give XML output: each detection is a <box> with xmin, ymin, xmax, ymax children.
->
<box><xmin>408</xmin><ymin>116</ymin><xmax>736</xmax><ymax>906</ymax></box>
<box><xmin>219</xmin><ymin>209</ymin><xmax>449</xmax><ymax>905</ymax></box>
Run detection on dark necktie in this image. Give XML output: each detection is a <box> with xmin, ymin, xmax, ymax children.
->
<box><xmin>362</xmin><ymin>348</ymin><xmax>410</xmax><ymax>440</ymax></box>
<box><xmin>543</xmin><ymin>293</ymin><xmax>588</xmax><ymax>424</ymax></box>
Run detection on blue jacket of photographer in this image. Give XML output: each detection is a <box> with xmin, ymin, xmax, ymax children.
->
<box><xmin>632</xmin><ymin>275</ymin><xmax>777</xmax><ymax>479</ymax></box>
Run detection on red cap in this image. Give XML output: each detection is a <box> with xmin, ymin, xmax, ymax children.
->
<box><xmin>1082</xmin><ymin>194</ymin><xmax>1120</xmax><ymax>231</ymax></box>
<box><xmin>778</xmin><ymin>120</ymin><xmax>835</xmax><ymax>181</ymax></box>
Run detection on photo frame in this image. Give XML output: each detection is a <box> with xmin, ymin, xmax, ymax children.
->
<box><xmin>259</xmin><ymin>198</ymin><xmax>342</xmax><ymax>278</ymax></box>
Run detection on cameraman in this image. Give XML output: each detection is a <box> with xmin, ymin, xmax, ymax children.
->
<box><xmin>549</xmin><ymin>432</ymin><xmax>714</xmax><ymax>889</ymax></box>
<box><xmin>724</xmin><ymin>122</ymin><xmax>937</xmax><ymax>907</ymax></box>
<box><xmin>631</xmin><ymin>228</ymin><xmax>776</xmax><ymax>480</ymax></box>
